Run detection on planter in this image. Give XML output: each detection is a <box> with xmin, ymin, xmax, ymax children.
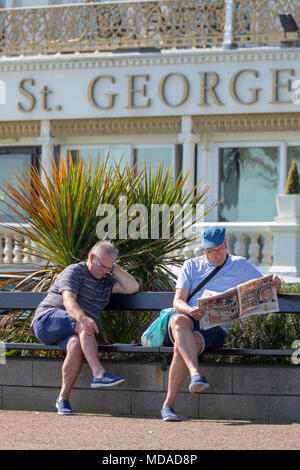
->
<box><xmin>271</xmin><ymin>194</ymin><xmax>300</xmax><ymax>276</ymax></box>
<box><xmin>275</xmin><ymin>194</ymin><xmax>300</xmax><ymax>223</ymax></box>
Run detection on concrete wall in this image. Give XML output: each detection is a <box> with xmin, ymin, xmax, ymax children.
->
<box><xmin>1</xmin><ymin>357</ymin><xmax>300</xmax><ymax>422</ymax></box>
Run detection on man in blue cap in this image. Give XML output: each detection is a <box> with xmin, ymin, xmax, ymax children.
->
<box><xmin>161</xmin><ymin>226</ymin><xmax>281</xmax><ymax>422</ymax></box>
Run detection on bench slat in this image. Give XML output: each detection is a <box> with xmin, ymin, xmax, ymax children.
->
<box><xmin>0</xmin><ymin>292</ymin><xmax>300</xmax><ymax>313</ymax></box>
<box><xmin>2</xmin><ymin>342</ymin><xmax>296</xmax><ymax>357</ymax></box>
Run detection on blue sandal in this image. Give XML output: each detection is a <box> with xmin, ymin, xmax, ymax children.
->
<box><xmin>56</xmin><ymin>398</ymin><xmax>72</xmax><ymax>415</ymax></box>
<box><xmin>189</xmin><ymin>374</ymin><xmax>210</xmax><ymax>393</ymax></box>
<box><xmin>161</xmin><ymin>406</ymin><xmax>179</xmax><ymax>422</ymax></box>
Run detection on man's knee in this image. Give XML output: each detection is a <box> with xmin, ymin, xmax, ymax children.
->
<box><xmin>171</xmin><ymin>314</ymin><xmax>193</xmax><ymax>334</ymax></box>
<box><xmin>67</xmin><ymin>335</ymin><xmax>83</xmax><ymax>356</ymax></box>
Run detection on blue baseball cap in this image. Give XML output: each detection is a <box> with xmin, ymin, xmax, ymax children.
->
<box><xmin>200</xmin><ymin>226</ymin><xmax>226</xmax><ymax>249</ymax></box>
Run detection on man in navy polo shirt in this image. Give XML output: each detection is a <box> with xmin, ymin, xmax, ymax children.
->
<box><xmin>33</xmin><ymin>240</ymin><xmax>139</xmax><ymax>415</ymax></box>
<box><xmin>161</xmin><ymin>226</ymin><xmax>281</xmax><ymax>422</ymax></box>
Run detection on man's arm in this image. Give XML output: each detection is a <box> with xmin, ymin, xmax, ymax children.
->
<box><xmin>111</xmin><ymin>266</ymin><xmax>139</xmax><ymax>294</ymax></box>
<box><xmin>62</xmin><ymin>291</ymin><xmax>99</xmax><ymax>336</ymax></box>
<box><xmin>173</xmin><ymin>288</ymin><xmax>205</xmax><ymax>321</ymax></box>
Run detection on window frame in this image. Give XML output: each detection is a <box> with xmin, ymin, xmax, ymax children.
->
<box><xmin>198</xmin><ymin>140</ymin><xmax>286</xmax><ymax>222</ymax></box>
<box><xmin>0</xmin><ymin>145</ymin><xmax>40</xmax><ymax>223</ymax></box>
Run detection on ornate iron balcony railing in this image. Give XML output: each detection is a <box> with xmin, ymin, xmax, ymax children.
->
<box><xmin>0</xmin><ymin>0</ymin><xmax>299</xmax><ymax>57</ymax></box>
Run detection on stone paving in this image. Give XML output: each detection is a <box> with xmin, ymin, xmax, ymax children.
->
<box><xmin>1</xmin><ymin>410</ymin><xmax>299</xmax><ymax>451</ymax></box>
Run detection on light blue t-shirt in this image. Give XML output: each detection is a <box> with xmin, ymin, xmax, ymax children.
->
<box><xmin>176</xmin><ymin>254</ymin><xmax>263</xmax><ymax>331</ymax></box>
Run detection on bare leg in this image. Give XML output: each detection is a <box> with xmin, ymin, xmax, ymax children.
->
<box><xmin>163</xmin><ymin>315</ymin><xmax>202</xmax><ymax>409</ymax></box>
<box><xmin>163</xmin><ymin>345</ymin><xmax>189</xmax><ymax>409</ymax></box>
<box><xmin>74</xmin><ymin>322</ymin><xmax>106</xmax><ymax>378</ymax></box>
<box><xmin>59</xmin><ymin>335</ymin><xmax>83</xmax><ymax>401</ymax></box>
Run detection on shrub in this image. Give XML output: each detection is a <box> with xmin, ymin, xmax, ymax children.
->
<box><xmin>284</xmin><ymin>160</ymin><xmax>300</xmax><ymax>194</ymax></box>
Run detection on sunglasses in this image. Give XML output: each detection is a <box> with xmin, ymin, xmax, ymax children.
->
<box><xmin>93</xmin><ymin>255</ymin><xmax>114</xmax><ymax>272</ymax></box>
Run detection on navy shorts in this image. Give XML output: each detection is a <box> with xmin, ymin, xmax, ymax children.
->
<box><xmin>164</xmin><ymin>312</ymin><xmax>228</xmax><ymax>353</ymax></box>
<box><xmin>33</xmin><ymin>309</ymin><xmax>76</xmax><ymax>351</ymax></box>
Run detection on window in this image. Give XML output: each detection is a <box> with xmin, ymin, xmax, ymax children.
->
<box><xmin>61</xmin><ymin>144</ymin><xmax>177</xmax><ymax>183</ymax></box>
<box><xmin>134</xmin><ymin>145</ymin><xmax>176</xmax><ymax>183</ymax></box>
<box><xmin>61</xmin><ymin>144</ymin><xmax>132</xmax><ymax>177</ymax></box>
<box><xmin>0</xmin><ymin>147</ymin><xmax>39</xmax><ymax>223</ymax></box>
<box><xmin>218</xmin><ymin>146</ymin><xmax>279</xmax><ymax>222</ymax></box>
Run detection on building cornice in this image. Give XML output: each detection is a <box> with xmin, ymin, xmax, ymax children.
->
<box><xmin>51</xmin><ymin>116</ymin><xmax>181</xmax><ymax>137</ymax></box>
<box><xmin>2</xmin><ymin>113</ymin><xmax>300</xmax><ymax>140</ymax></box>
<box><xmin>0</xmin><ymin>120</ymin><xmax>40</xmax><ymax>139</ymax></box>
<box><xmin>192</xmin><ymin>113</ymin><xmax>300</xmax><ymax>133</ymax></box>
<box><xmin>0</xmin><ymin>48</ymin><xmax>300</xmax><ymax>73</ymax></box>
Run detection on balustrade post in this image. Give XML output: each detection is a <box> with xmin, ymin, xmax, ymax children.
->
<box><xmin>23</xmin><ymin>237</ymin><xmax>33</xmax><ymax>264</ymax></box>
<box><xmin>234</xmin><ymin>232</ymin><xmax>247</xmax><ymax>258</ymax></box>
<box><xmin>248</xmin><ymin>232</ymin><xmax>260</xmax><ymax>265</ymax></box>
<box><xmin>13</xmin><ymin>235</ymin><xmax>23</xmax><ymax>264</ymax></box>
<box><xmin>262</xmin><ymin>232</ymin><xmax>273</xmax><ymax>266</ymax></box>
<box><xmin>3</xmin><ymin>236</ymin><xmax>13</xmax><ymax>264</ymax></box>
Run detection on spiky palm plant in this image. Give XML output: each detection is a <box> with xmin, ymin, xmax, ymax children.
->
<box><xmin>0</xmin><ymin>152</ymin><xmax>215</xmax><ymax>344</ymax></box>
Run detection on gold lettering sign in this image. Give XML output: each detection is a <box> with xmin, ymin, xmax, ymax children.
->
<box><xmin>126</xmin><ymin>74</ymin><xmax>151</xmax><ymax>109</ymax></box>
<box><xmin>198</xmin><ymin>72</ymin><xmax>223</xmax><ymax>106</ymax></box>
<box><xmin>16</xmin><ymin>68</ymin><xmax>298</xmax><ymax>115</ymax></box>
<box><xmin>229</xmin><ymin>70</ymin><xmax>261</xmax><ymax>105</ymax></box>
<box><xmin>270</xmin><ymin>69</ymin><xmax>294</xmax><ymax>104</ymax></box>
<box><xmin>159</xmin><ymin>73</ymin><xmax>189</xmax><ymax>107</ymax></box>
<box><xmin>17</xmin><ymin>78</ymin><xmax>36</xmax><ymax>113</ymax></box>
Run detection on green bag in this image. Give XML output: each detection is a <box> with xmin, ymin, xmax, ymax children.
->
<box><xmin>141</xmin><ymin>308</ymin><xmax>174</xmax><ymax>347</ymax></box>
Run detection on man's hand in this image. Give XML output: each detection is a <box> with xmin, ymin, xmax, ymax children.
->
<box><xmin>111</xmin><ymin>265</ymin><xmax>139</xmax><ymax>295</ymax></box>
<box><xmin>77</xmin><ymin>316</ymin><xmax>99</xmax><ymax>336</ymax></box>
<box><xmin>63</xmin><ymin>291</ymin><xmax>99</xmax><ymax>336</ymax></box>
<box><xmin>188</xmin><ymin>305</ymin><xmax>205</xmax><ymax>321</ymax></box>
<box><xmin>272</xmin><ymin>275</ymin><xmax>281</xmax><ymax>293</ymax></box>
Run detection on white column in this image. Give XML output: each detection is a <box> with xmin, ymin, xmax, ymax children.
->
<box><xmin>178</xmin><ymin>116</ymin><xmax>199</xmax><ymax>196</ymax></box>
<box><xmin>39</xmin><ymin>120</ymin><xmax>54</xmax><ymax>185</ymax></box>
<box><xmin>223</xmin><ymin>0</ymin><xmax>236</xmax><ymax>50</ymax></box>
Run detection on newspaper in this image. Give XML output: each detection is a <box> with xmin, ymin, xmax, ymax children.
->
<box><xmin>197</xmin><ymin>274</ymin><xmax>279</xmax><ymax>330</ymax></box>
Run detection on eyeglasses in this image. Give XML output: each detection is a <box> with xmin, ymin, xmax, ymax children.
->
<box><xmin>204</xmin><ymin>243</ymin><xmax>227</xmax><ymax>254</ymax></box>
<box><xmin>93</xmin><ymin>255</ymin><xmax>114</xmax><ymax>272</ymax></box>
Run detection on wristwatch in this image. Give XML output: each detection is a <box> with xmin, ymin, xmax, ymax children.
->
<box><xmin>112</xmin><ymin>263</ymin><xmax>119</xmax><ymax>271</ymax></box>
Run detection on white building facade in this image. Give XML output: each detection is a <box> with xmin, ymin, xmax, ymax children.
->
<box><xmin>1</xmin><ymin>0</ymin><xmax>300</xmax><ymax>278</ymax></box>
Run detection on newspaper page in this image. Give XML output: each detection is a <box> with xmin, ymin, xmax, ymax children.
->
<box><xmin>237</xmin><ymin>274</ymin><xmax>279</xmax><ymax>317</ymax></box>
<box><xmin>198</xmin><ymin>274</ymin><xmax>278</xmax><ymax>330</ymax></box>
<box><xmin>199</xmin><ymin>287</ymin><xmax>241</xmax><ymax>330</ymax></box>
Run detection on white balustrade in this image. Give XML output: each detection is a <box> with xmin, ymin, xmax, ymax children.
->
<box><xmin>0</xmin><ymin>221</ymin><xmax>299</xmax><ymax>279</ymax></box>
<box><xmin>0</xmin><ymin>224</ymin><xmax>43</xmax><ymax>269</ymax></box>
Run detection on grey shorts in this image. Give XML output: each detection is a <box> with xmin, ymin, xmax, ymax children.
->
<box><xmin>165</xmin><ymin>312</ymin><xmax>228</xmax><ymax>353</ymax></box>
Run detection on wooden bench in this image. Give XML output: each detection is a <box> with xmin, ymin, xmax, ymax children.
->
<box><xmin>0</xmin><ymin>291</ymin><xmax>299</xmax><ymax>369</ymax></box>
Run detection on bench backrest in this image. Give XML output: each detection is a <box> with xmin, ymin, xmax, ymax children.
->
<box><xmin>0</xmin><ymin>291</ymin><xmax>300</xmax><ymax>313</ymax></box>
